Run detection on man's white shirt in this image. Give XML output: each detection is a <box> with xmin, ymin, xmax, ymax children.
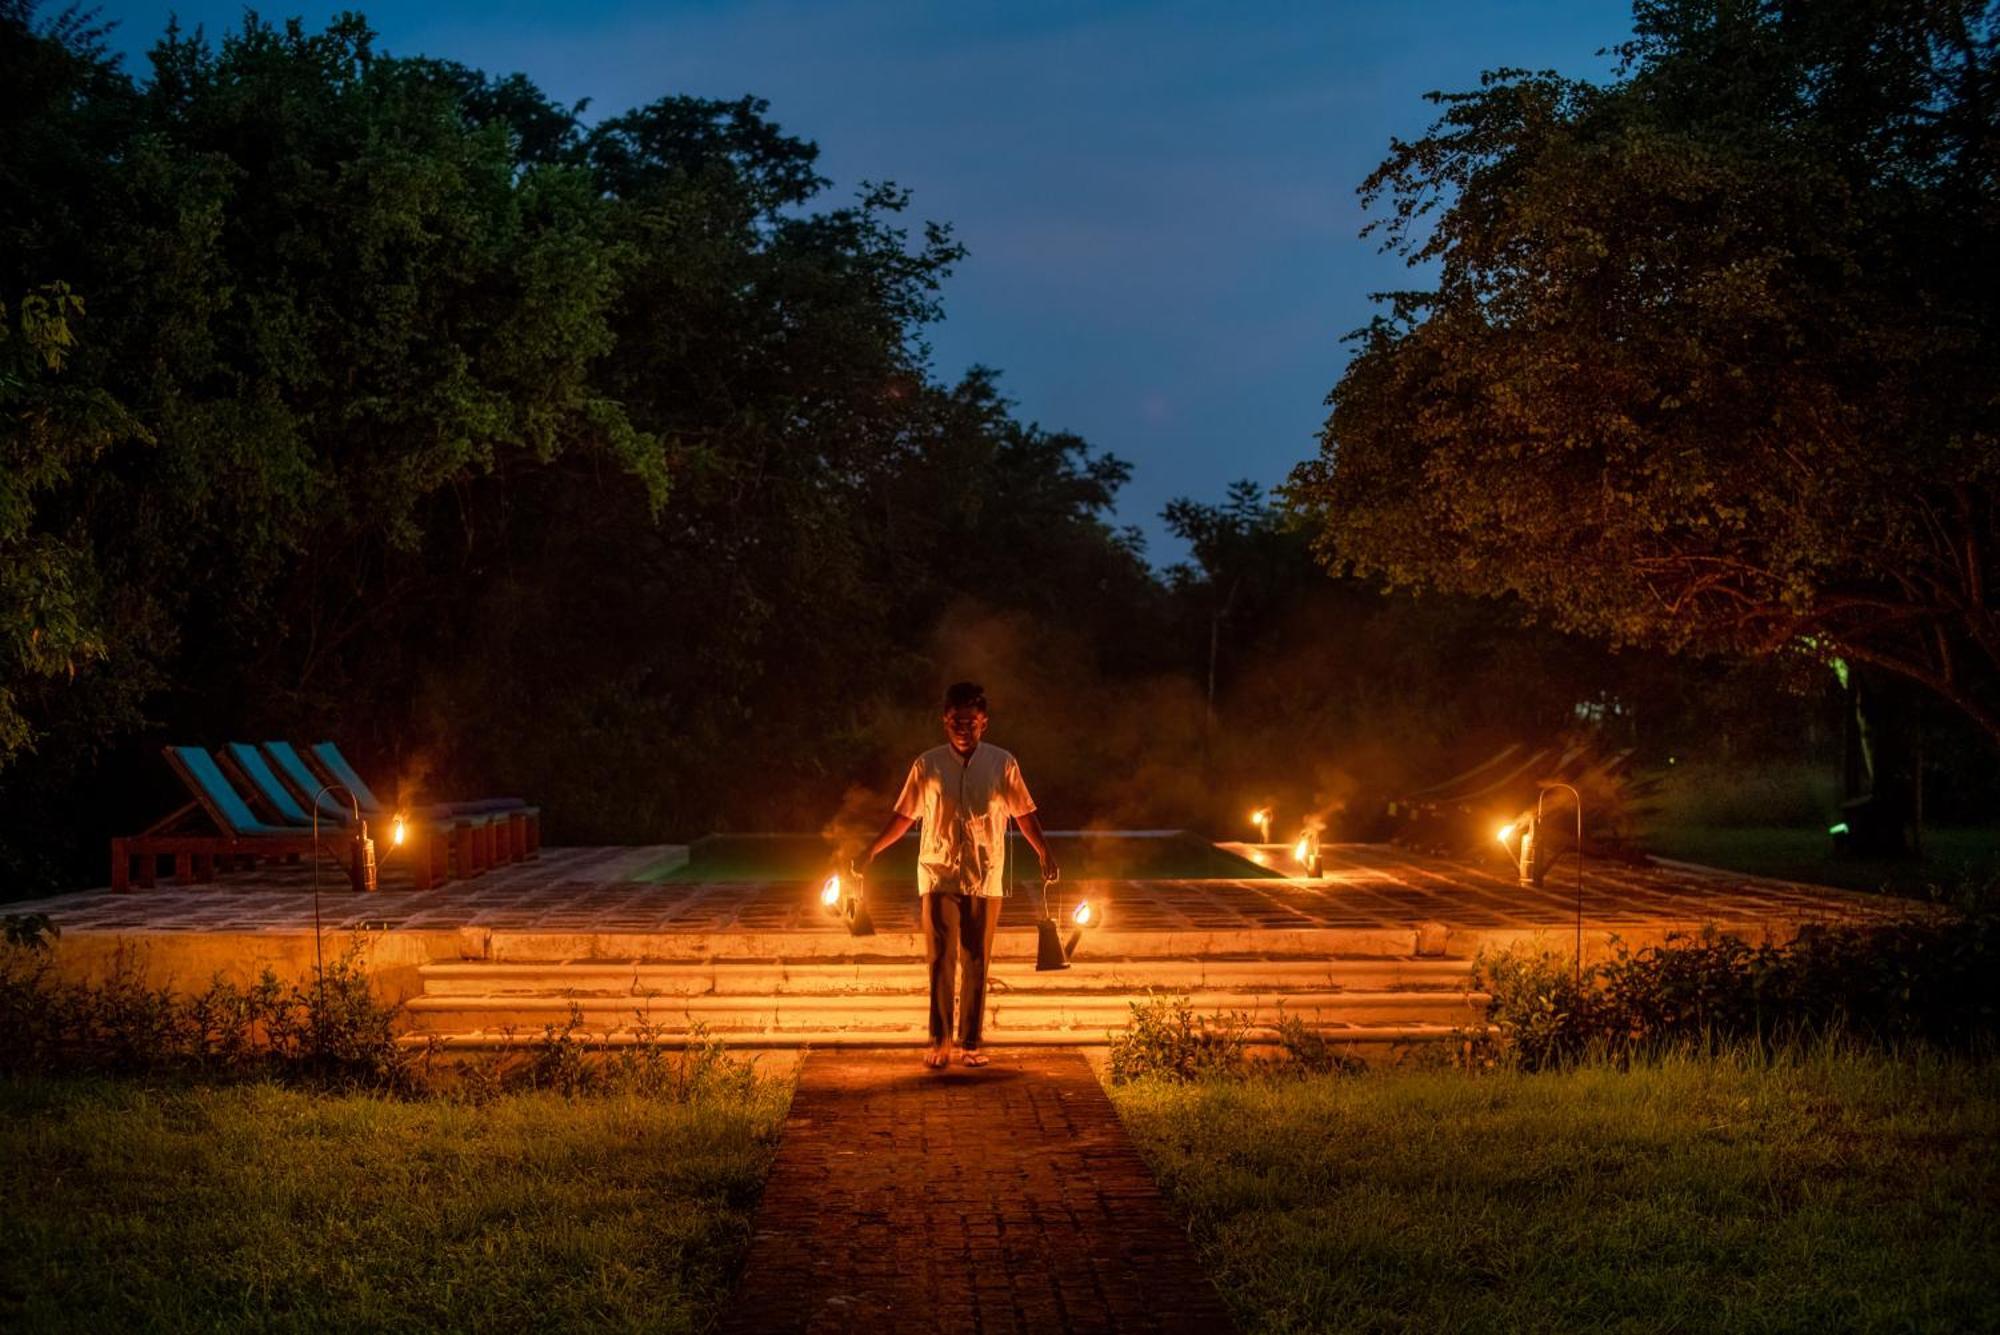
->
<box><xmin>893</xmin><ymin>743</ymin><xmax>1036</xmax><ymax>897</ymax></box>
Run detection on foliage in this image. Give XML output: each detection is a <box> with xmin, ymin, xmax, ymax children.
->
<box><xmin>1107</xmin><ymin>991</ymin><xmax>1249</xmax><ymax>1083</ymax></box>
<box><xmin>1294</xmin><ymin>0</ymin><xmax>2000</xmax><ymax>745</ymax></box>
<box><xmin>1477</xmin><ymin>908</ymin><xmax>2000</xmax><ymax>1070</ymax></box>
<box><xmin>0</xmin><ymin>911</ymin><xmax>56</xmax><ymax>951</ymax></box>
<box><xmin>1112</xmin><ymin>1048</ymin><xmax>2000</xmax><ymax>1333</ymax></box>
<box><xmin>0</xmin><ymin>941</ymin><xmax>415</xmax><ymax>1088</ymax></box>
<box><xmin>1270</xmin><ymin>1008</ymin><xmax>1366</xmax><ymax>1077</ymax></box>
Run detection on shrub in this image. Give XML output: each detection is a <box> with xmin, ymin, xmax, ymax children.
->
<box><xmin>1478</xmin><ymin>907</ymin><xmax>2000</xmax><ymax>1069</ymax></box>
<box><xmin>0</xmin><ymin>938</ymin><xmax>761</xmax><ymax>1100</ymax></box>
<box><xmin>0</xmin><ymin>941</ymin><xmax>414</xmax><ymax>1090</ymax></box>
<box><xmin>1270</xmin><ymin>1010</ymin><xmax>1365</xmax><ymax>1077</ymax></box>
<box><xmin>1107</xmin><ymin>992</ymin><xmax>1248</xmax><ymax>1083</ymax></box>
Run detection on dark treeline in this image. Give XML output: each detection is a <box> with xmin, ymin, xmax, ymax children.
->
<box><xmin>0</xmin><ymin>7</ymin><xmax>1948</xmax><ymax>893</ymax></box>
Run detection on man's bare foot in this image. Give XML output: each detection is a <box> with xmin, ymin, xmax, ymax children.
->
<box><xmin>924</xmin><ymin>1042</ymin><xmax>951</xmax><ymax>1069</ymax></box>
<box><xmin>958</xmin><ymin>1048</ymin><xmax>991</xmax><ymax>1067</ymax></box>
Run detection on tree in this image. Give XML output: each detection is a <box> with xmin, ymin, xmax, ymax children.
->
<box><xmin>1292</xmin><ymin>0</ymin><xmax>2000</xmax><ymax>746</ymax></box>
<box><xmin>1162</xmin><ymin>481</ymin><xmax>1314</xmax><ymax>726</ymax></box>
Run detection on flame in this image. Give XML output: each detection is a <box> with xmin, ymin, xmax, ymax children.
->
<box><xmin>820</xmin><ymin>874</ymin><xmax>843</xmax><ymax>907</ymax></box>
<box><xmin>1294</xmin><ymin>836</ymin><xmax>1311</xmax><ymax>863</ymax></box>
<box><xmin>1496</xmin><ymin>822</ymin><xmax>1514</xmax><ymax>845</ymax></box>
<box><xmin>1248</xmin><ymin>850</ymin><xmax>1267</xmax><ymax>865</ymax></box>
<box><xmin>1073</xmin><ymin>900</ymin><xmax>1097</xmax><ymax>928</ymax></box>
<box><xmin>391</xmin><ymin>815</ymin><xmax>407</xmax><ymax>848</ymax></box>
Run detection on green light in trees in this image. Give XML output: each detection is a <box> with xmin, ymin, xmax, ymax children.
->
<box><xmin>1829</xmin><ymin>821</ymin><xmax>1851</xmax><ymax>836</ymax></box>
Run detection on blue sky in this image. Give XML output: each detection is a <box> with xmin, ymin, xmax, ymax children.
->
<box><xmin>95</xmin><ymin>0</ymin><xmax>1628</xmax><ymax>561</ymax></box>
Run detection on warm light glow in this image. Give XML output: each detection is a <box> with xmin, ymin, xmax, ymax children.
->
<box><xmin>391</xmin><ymin>815</ymin><xmax>407</xmax><ymax>847</ymax></box>
<box><xmin>1072</xmin><ymin>900</ymin><xmax>1099</xmax><ymax>928</ymax></box>
<box><xmin>1250</xmin><ymin>807</ymin><xmax>1272</xmax><ymax>842</ymax></box>
<box><xmin>1294</xmin><ymin>836</ymin><xmax>1311</xmax><ymax>863</ymax></box>
<box><xmin>1248</xmin><ymin>850</ymin><xmax>1266</xmax><ymax>865</ymax></box>
<box><xmin>820</xmin><ymin>874</ymin><xmax>843</xmax><ymax>907</ymax></box>
<box><xmin>1496</xmin><ymin>822</ymin><xmax>1513</xmax><ymax>845</ymax></box>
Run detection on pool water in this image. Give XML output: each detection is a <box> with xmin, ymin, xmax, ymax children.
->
<box><xmin>668</xmin><ymin>830</ymin><xmax>1279</xmax><ymax>883</ymax></box>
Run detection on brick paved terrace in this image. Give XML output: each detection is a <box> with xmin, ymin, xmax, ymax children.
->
<box><xmin>8</xmin><ymin>841</ymin><xmax>1910</xmax><ymax>941</ymax></box>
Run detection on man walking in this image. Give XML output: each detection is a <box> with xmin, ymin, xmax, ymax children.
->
<box><xmin>857</xmin><ymin>682</ymin><xmax>1056</xmax><ymax>1068</ymax></box>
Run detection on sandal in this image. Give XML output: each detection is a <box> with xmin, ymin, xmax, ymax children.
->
<box><xmin>958</xmin><ymin>1049</ymin><xmax>991</xmax><ymax>1067</ymax></box>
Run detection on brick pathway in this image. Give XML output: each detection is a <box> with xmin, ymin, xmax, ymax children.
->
<box><xmin>718</xmin><ymin>1050</ymin><xmax>1234</xmax><ymax>1334</ymax></box>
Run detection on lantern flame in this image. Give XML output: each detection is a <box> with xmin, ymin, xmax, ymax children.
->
<box><xmin>1294</xmin><ymin>835</ymin><xmax>1311</xmax><ymax>863</ymax></box>
<box><xmin>1073</xmin><ymin>900</ymin><xmax>1098</xmax><ymax>928</ymax></box>
<box><xmin>820</xmin><ymin>874</ymin><xmax>843</xmax><ymax>907</ymax></box>
<box><xmin>391</xmin><ymin>815</ymin><xmax>407</xmax><ymax>847</ymax></box>
<box><xmin>1495</xmin><ymin>822</ymin><xmax>1513</xmax><ymax>845</ymax></box>
<box><xmin>1250</xmin><ymin>807</ymin><xmax>1273</xmax><ymax>843</ymax></box>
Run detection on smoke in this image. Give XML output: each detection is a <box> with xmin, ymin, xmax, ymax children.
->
<box><xmin>393</xmin><ymin>749</ymin><xmax>437</xmax><ymax>811</ymax></box>
<box><xmin>819</xmin><ymin>783</ymin><xmax>890</xmax><ymax>862</ymax></box>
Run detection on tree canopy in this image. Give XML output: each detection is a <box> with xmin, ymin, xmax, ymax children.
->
<box><xmin>1292</xmin><ymin>0</ymin><xmax>2000</xmax><ymax>745</ymax></box>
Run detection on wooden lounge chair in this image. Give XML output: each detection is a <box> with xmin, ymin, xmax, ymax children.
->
<box><xmin>223</xmin><ymin>742</ymin><xmax>476</xmax><ymax>890</ymax></box>
<box><xmin>112</xmin><ymin>746</ymin><xmax>333</xmax><ymax>891</ymax></box>
<box><xmin>297</xmin><ymin>740</ymin><xmax>540</xmax><ymax>862</ymax></box>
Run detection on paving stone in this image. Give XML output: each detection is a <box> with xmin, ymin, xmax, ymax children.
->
<box><xmin>718</xmin><ymin>1050</ymin><xmax>1234</xmax><ymax>1335</ymax></box>
<box><xmin>13</xmin><ymin>844</ymin><xmax>1909</xmax><ymax>940</ymax></box>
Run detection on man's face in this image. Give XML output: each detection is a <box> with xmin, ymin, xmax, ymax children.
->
<box><xmin>942</xmin><ymin>706</ymin><xmax>988</xmax><ymax>753</ymax></box>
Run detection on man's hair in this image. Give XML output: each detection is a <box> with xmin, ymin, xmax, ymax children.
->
<box><xmin>942</xmin><ymin>681</ymin><xmax>988</xmax><ymax>714</ymax></box>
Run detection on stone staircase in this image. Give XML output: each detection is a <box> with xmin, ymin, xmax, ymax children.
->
<box><xmin>402</xmin><ymin>947</ymin><xmax>1489</xmax><ymax>1049</ymax></box>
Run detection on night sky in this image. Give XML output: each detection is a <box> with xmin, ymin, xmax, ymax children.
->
<box><xmin>95</xmin><ymin>0</ymin><xmax>1625</xmax><ymax>561</ymax></box>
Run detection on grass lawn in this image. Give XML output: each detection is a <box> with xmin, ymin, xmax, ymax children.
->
<box><xmin>1646</xmin><ymin>824</ymin><xmax>2000</xmax><ymax>897</ymax></box>
<box><xmin>1112</xmin><ymin>1052</ymin><xmax>2000</xmax><ymax>1334</ymax></box>
<box><xmin>0</xmin><ymin>1076</ymin><xmax>790</xmax><ymax>1332</ymax></box>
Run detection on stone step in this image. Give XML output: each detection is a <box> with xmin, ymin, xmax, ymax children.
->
<box><xmin>469</xmin><ymin>926</ymin><xmax>1451</xmax><ymax>962</ymax></box>
<box><xmin>400</xmin><ymin>1022</ymin><xmax>1490</xmax><ymax>1050</ymax></box>
<box><xmin>402</xmin><ymin>988</ymin><xmax>1490</xmax><ymax>1034</ymax></box>
<box><xmin>415</xmin><ymin>956</ymin><xmax>1477</xmax><ymax>998</ymax></box>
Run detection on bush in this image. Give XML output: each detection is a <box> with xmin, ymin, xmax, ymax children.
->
<box><xmin>1271</xmin><ymin>1010</ymin><xmax>1366</xmax><ymax>1077</ymax></box>
<box><xmin>437</xmin><ymin>1007</ymin><xmax>757</xmax><ymax>1102</ymax></box>
<box><xmin>0</xmin><ymin>937</ymin><xmax>763</xmax><ymax>1101</ymax></box>
<box><xmin>0</xmin><ymin>940</ymin><xmax>415</xmax><ymax>1089</ymax></box>
<box><xmin>1478</xmin><ymin>908</ymin><xmax>2000</xmax><ymax>1069</ymax></box>
<box><xmin>1107</xmin><ymin>992</ymin><xmax>1248</xmax><ymax>1083</ymax></box>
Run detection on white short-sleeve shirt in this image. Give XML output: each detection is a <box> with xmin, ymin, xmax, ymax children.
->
<box><xmin>893</xmin><ymin>743</ymin><xmax>1036</xmax><ymax>898</ymax></box>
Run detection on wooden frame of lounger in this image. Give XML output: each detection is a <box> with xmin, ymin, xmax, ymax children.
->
<box><xmin>112</xmin><ymin>746</ymin><xmax>340</xmax><ymax>892</ymax></box>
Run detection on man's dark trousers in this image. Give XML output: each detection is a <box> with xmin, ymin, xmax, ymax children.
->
<box><xmin>920</xmin><ymin>892</ymin><xmax>1002</xmax><ymax>1045</ymax></box>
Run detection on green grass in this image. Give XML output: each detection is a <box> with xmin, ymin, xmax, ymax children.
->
<box><xmin>1112</xmin><ymin>1052</ymin><xmax>2000</xmax><ymax>1334</ymax></box>
<box><xmin>0</xmin><ymin>1076</ymin><xmax>791</xmax><ymax>1332</ymax></box>
<box><xmin>1648</xmin><ymin>824</ymin><xmax>2000</xmax><ymax>896</ymax></box>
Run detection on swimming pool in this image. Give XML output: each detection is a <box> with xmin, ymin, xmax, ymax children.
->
<box><xmin>668</xmin><ymin>830</ymin><xmax>1280</xmax><ymax>883</ymax></box>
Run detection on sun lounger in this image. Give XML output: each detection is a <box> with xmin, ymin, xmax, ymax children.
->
<box><xmin>228</xmin><ymin>741</ymin><xmax>489</xmax><ymax>888</ymax></box>
<box><xmin>296</xmin><ymin>740</ymin><xmax>540</xmax><ymax>862</ymax></box>
<box><xmin>1393</xmin><ymin>743</ymin><xmax>1525</xmax><ymax>810</ymax></box>
<box><xmin>111</xmin><ymin>746</ymin><xmax>335</xmax><ymax>891</ymax></box>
